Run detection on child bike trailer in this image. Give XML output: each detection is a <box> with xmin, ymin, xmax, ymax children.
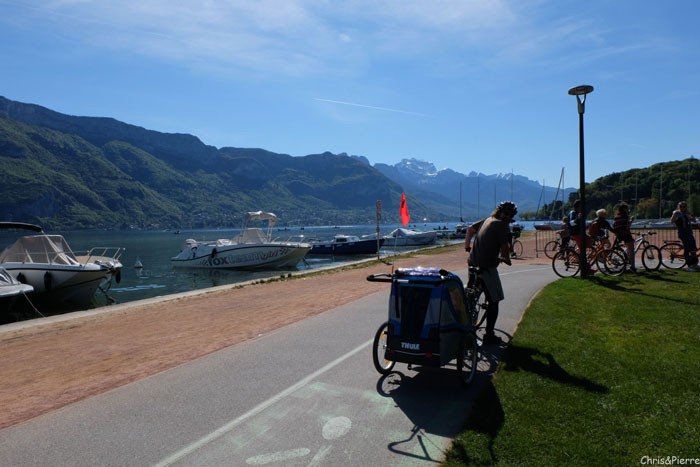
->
<box><xmin>367</xmin><ymin>267</ymin><xmax>478</xmax><ymax>386</ymax></box>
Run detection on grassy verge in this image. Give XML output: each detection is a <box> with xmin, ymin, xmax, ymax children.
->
<box><xmin>443</xmin><ymin>269</ymin><xmax>700</xmax><ymax>466</ymax></box>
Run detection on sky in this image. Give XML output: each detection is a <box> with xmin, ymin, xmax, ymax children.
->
<box><xmin>1</xmin><ymin>0</ymin><xmax>698</xmax><ymax>189</ymax></box>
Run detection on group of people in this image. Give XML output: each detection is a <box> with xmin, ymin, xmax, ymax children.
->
<box><xmin>563</xmin><ymin>199</ymin><xmax>698</xmax><ymax>273</ymax></box>
<box><xmin>463</xmin><ymin>198</ymin><xmax>699</xmax><ymax>346</ymax></box>
<box><xmin>563</xmin><ymin>199</ymin><xmax>638</xmax><ymax>273</ymax></box>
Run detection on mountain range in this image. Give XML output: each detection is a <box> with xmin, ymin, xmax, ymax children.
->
<box><xmin>0</xmin><ymin>95</ymin><xmax>577</xmax><ymax>230</ymax></box>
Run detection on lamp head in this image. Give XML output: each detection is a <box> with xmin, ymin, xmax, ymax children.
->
<box><xmin>568</xmin><ymin>85</ymin><xmax>594</xmax><ymax>96</ymax></box>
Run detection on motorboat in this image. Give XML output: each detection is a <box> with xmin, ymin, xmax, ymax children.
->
<box><xmin>309</xmin><ymin>234</ymin><xmax>384</xmax><ymax>255</ymax></box>
<box><xmin>0</xmin><ymin>266</ymin><xmax>34</xmax><ymax>313</ymax></box>
<box><xmin>534</xmin><ymin>221</ymin><xmax>563</xmax><ymax>231</ymax></box>
<box><xmin>383</xmin><ymin>228</ymin><xmax>438</xmax><ymax>247</ymax></box>
<box><xmin>0</xmin><ymin>222</ymin><xmax>124</xmax><ymax>308</ymax></box>
<box><xmin>170</xmin><ymin>211</ymin><xmax>311</xmax><ymax>269</ymax></box>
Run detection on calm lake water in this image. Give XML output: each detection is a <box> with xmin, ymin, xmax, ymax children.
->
<box><xmin>1</xmin><ymin>221</ymin><xmax>502</xmax><ymax>313</ymax></box>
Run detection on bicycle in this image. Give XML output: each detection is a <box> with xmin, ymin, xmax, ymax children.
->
<box><xmin>552</xmin><ymin>236</ymin><xmax>626</xmax><ymax>278</ymax></box>
<box><xmin>610</xmin><ymin>231</ymin><xmax>661</xmax><ymax>272</ymax></box>
<box><xmin>510</xmin><ymin>225</ymin><xmax>523</xmax><ymax>258</ymax></box>
<box><xmin>659</xmin><ymin>240</ymin><xmax>700</xmax><ymax>269</ymax></box>
<box><xmin>511</xmin><ymin>238</ymin><xmax>523</xmax><ymax>258</ymax></box>
<box><xmin>544</xmin><ymin>236</ymin><xmax>570</xmax><ymax>259</ymax></box>
<box><xmin>464</xmin><ymin>265</ymin><xmax>489</xmax><ymax>331</ymax></box>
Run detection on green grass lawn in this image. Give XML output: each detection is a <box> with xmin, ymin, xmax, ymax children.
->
<box><xmin>443</xmin><ymin>269</ymin><xmax>700</xmax><ymax>466</ymax></box>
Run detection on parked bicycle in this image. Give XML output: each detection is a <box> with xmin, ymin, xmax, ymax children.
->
<box><xmin>659</xmin><ymin>240</ymin><xmax>700</xmax><ymax>269</ymax></box>
<box><xmin>510</xmin><ymin>224</ymin><xmax>523</xmax><ymax>258</ymax></box>
<box><xmin>511</xmin><ymin>238</ymin><xmax>523</xmax><ymax>258</ymax></box>
<box><xmin>610</xmin><ymin>231</ymin><xmax>661</xmax><ymax>272</ymax></box>
<box><xmin>552</xmin><ymin>236</ymin><xmax>626</xmax><ymax>278</ymax></box>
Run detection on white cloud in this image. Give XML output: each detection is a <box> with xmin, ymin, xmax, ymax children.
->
<box><xmin>6</xmin><ymin>0</ymin><xmax>522</xmax><ymax>76</ymax></box>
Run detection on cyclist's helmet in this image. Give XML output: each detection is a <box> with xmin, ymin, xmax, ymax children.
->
<box><xmin>498</xmin><ymin>201</ymin><xmax>518</xmax><ymax>216</ymax></box>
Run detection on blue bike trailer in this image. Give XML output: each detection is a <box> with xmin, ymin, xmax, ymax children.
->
<box><xmin>383</xmin><ymin>267</ymin><xmax>470</xmax><ymax>366</ymax></box>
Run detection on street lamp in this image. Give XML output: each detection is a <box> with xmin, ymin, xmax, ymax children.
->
<box><xmin>568</xmin><ymin>84</ymin><xmax>594</xmax><ymax>277</ymax></box>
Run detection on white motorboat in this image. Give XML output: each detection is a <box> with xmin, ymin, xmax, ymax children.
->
<box><xmin>0</xmin><ymin>222</ymin><xmax>124</xmax><ymax>308</ymax></box>
<box><xmin>0</xmin><ymin>267</ymin><xmax>33</xmax><ymax>298</ymax></box>
<box><xmin>171</xmin><ymin>211</ymin><xmax>311</xmax><ymax>269</ymax></box>
<box><xmin>384</xmin><ymin>228</ymin><xmax>438</xmax><ymax>247</ymax></box>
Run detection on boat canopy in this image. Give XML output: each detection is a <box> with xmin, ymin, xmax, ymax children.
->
<box><xmin>0</xmin><ymin>235</ymin><xmax>80</xmax><ymax>266</ymax></box>
<box><xmin>245</xmin><ymin>211</ymin><xmax>278</xmax><ymax>227</ymax></box>
<box><xmin>231</xmin><ymin>228</ymin><xmax>270</xmax><ymax>243</ymax></box>
<box><xmin>0</xmin><ymin>222</ymin><xmax>43</xmax><ymax>232</ymax></box>
<box><xmin>389</xmin><ymin>228</ymin><xmax>419</xmax><ymax>237</ymax></box>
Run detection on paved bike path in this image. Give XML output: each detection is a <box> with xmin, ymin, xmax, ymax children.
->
<box><xmin>0</xmin><ymin>264</ymin><xmax>555</xmax><ymax>466</ymax></box>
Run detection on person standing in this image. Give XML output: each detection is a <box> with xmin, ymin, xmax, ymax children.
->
<box><xmin>466</xmin><ymin>201</ymin><xmax>516</xmax><ymax>345</ymax></box>
<box><xmin>568</xmin><ymin>199</ymin><xmax>583</xmax><ymax>248</ymax></box>
<box><xmin>670</xmin><ymin>201</ymin><xmax>699</xmax><ymax>271</ymax></box>
<box><xmin>568</xmin><ymin>199</ymin><xmax>593</xmax><ymax>275</ymax></box>
<box><xmin>612</xmin><ymin>203</ymin><xmax>636</xmax><ymax>272</ymax></box>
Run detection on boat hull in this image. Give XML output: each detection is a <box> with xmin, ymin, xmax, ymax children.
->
<box><xmin>171</xmin><ymin>243</ymin><xmax>310</xmax><ymax>269</ymax></box>
<box><xmin>0</xmin><ymin>267</ymin><xmax>33</xmax><ymax>302</ymax></box>
<box><xmin>309</xmin><ymin>238</ymin><xmax>384</xmax><ymax>255</ymax></box>
<box><xmin>1</xmin><ymin>263</ymin><xmax>112</xmax><ymax>307</ymax></box>
<box><xmin>384</xmin><ymin>230</ymin><xmax>438</xmax><ymax>247</ymax></box>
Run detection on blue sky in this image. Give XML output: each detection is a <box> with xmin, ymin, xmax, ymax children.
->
<box><xmin>1</xmin><ymin>0</ymin><xmax>698</xmax><ymax>188</ymax></box>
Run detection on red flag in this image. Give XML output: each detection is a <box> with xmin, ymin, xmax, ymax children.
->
<box><xmin>399</xmin><ymin>192</ymin><xmax>410</xmax><ymax>226</ymax></box>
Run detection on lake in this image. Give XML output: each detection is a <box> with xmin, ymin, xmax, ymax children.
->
<box><xmin>1</xmin><ymin>221</ymin><xmax>498</xmax><ymax>314</ymax></box>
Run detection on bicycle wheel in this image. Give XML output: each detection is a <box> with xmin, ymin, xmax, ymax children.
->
<box><xmin>372</xmin><ymin>322</ymin><xmax>395</xmax><ymax>374</ymax></box>
<box><xmin>543</xmin><ymin>240</ymin><xmax>560</xmax><ymax>259</ymax></box>
<box><xmin>660</xmin><ymin>242</ymin><xmax>686</xmax><ymax>269</ymax></box>
<box><xmin>512</xmin><ymin>240</ymin><xmax>523</xmax><ymax>258</ymax></box>
<box><xmin>457</xmin><ymin>331</ymin><xmax>478</xmax><ymax>386</ymax></box>
<box><xmin>552</xmin><ymin>247</ymin><xmax>580</xmax><ymax>278</ymax></box>
<box><xmin>465</xmin><ymin>285</ymin><xmax>489</xmax><ymax>328</ymax></box>
<box><xmin>595</xmin><ymin>248</ymin><xmax>626</xmax><ymax>276</ymax></box>
<box><xmin>641</xmin><ymin>245</ymin><xmax>662</xmax><ymax>271</ymax></box>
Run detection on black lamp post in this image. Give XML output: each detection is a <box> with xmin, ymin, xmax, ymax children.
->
<box><xmin>568</xmin><ymin>84</ymin><xmax>594</xmax><ymax>277</ymax></box>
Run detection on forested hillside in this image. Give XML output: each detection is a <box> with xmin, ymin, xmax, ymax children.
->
<box><xmin>537</xmin><ymin>157</ymin><xmax>700</xmax><ymax>220</ymax></box>
<box><xmin>0</xmin><ymin>97</ymin><xmax>409</xmax><ymax>229</ymax></box>
<box><xmin>2</xmin><ymin>96</ymin><xmax>697</xmax><ymax>229</ymax></box>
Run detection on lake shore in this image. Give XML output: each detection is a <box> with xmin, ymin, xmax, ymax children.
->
<box><xmin>0</xmin><ymin>233</ymin><xmax>546</xmax><ymax>429</ymax></box>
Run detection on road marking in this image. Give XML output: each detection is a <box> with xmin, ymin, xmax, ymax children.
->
<box><xmin>245</xmin><ymin>448</ymin><xmax>311</xmax><ymax>465</ymax></box>
<box><xmin>153</xmin><ymin>340</ymin><xmax>372</xmax><ymax>467</ymax></box>
<box><xmin>243</xmin><ymin>416</ymin><xmax>352</xmax><ymax>465</ymax></box>
<box><xmin>500</xmin><ymin>266</ymin><xmax>550</xmax><ymax>276</ymax></box>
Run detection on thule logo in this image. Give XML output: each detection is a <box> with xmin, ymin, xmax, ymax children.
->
<box><xmin>401</xmin><ymin>342</ymin><xmax>420</xmax><ymax>350</ymax></box>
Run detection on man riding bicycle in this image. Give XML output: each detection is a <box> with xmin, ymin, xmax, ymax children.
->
<box><xmin>464</xmin><ymin>201</ymin><xmax>516</xmax><ymax>345</ymax></box>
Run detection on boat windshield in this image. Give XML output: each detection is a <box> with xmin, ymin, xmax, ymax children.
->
<box><xmin>0</xmin><ymin>235</ymin><xmax>81</xmax><ymax>266</ymax></box>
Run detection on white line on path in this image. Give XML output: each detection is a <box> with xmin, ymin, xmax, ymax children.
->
<box><xmin>152</xmin><ymin>339</ymin><xmax>373</xmax><ymax>467</ymax></box>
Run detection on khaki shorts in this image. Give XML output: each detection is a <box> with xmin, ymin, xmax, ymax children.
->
<box><xmin>480</xmin><ymin>267</ymin><xmax>504</xmax><ymax>303</ymax></box>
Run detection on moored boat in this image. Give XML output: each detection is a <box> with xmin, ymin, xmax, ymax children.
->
<box><xmin>383</xmin><ymin>228</ymin><xmax>438</xmax><ymax>247</ymax></box>
<box><xmin>0</xmin><ymin>222</ymin><xmax>124</xmax><ymax>308</ymax></box>
<box><xmin>534</xmin><ymin>221</ymin><xmax>563</xmax><ymax>231</ymax></box>
<box><xmin>309</xmin><ymin>234</ymin><xmax>384</xmax><ymax>255</ymax></box>
<box><xmin>170</xmin><ymin>211</ymin><xmax>311</xmax><ymax>269</ymax></box>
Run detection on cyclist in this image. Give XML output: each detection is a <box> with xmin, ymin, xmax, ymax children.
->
<box><xmin>553</xmin><ymin>216</ymin><xmax>572</xmax><ymax>252</ymax></box>
<box><xmin>670</xmin><ymin>201</ymin><xmax>699</xmax><ymax>272</ymax></box>
<box><xmin>612</xmin><ymin>203</ymin><xmax>636</xmax><ymax>272</ymax></box>
<box><xmin>568</xmin><ymin>199</ymin><xmax>593</xmax><ymax>275</ymax></box>
<box><xmin>465</xmin><ymin>201</ymin><xmax>516</xmax><ymax>345</ymax></box>
<box><xmin>588</xmin><ymin>208</ymin><xmax>614</xmax><ymax>242</ymax></box>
